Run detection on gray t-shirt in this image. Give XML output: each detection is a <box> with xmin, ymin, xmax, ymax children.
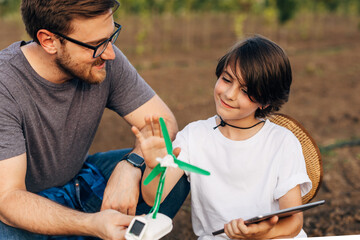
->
<box><xmin>0</xmin><ymin>41</ymin><xmax>155</xmax><ymax>192</ymax></box>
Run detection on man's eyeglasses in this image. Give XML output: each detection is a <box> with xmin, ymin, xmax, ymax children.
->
<box><xmin>53</xmin><ymin>22</ymin><xmax>122</xmax><ymax>58</ymax></box>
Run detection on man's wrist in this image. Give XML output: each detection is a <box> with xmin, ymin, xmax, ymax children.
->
<box><xmin>122</xmin><ymin>152</ymin><xmax>146</xmax><ymax>173</ymax></box>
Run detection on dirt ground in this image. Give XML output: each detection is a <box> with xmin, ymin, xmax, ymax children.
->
<box><xmin>1</xmin><ymin>12</ymin><xmax>360</xmax><ymax>239</ymax></box>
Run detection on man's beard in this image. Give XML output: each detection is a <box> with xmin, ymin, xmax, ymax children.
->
<box><xmin>55</xmin><ymin>49</ymin><xmax>107</xmax><ymax>85</ymax></box>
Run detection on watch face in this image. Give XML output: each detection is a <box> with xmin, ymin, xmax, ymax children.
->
<box><xmin>127</xmin><ymin>153</ymin><xmax>144</xmax><ymax>167</ymax></box>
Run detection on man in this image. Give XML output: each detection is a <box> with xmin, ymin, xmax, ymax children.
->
<box><xmin>0</xmin><ymin>0</ymin><xmax>189</xmax><ymax>239</ymax></box>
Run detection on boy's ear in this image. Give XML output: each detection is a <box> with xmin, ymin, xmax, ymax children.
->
<box><xmin>37</xmin><ymin>29</ymin><xmax>58</xmax><ymax>55</ymax></box>
<box><xmin>261</xmin><ymin>104</ymin><xmax>270</xmax><ymax>110</ymax></box>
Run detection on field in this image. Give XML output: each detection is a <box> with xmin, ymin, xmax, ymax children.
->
<box><xmin>1</xmin><ymin>12</ymin><xmax>360</xmax><ymax>238</ymax></box>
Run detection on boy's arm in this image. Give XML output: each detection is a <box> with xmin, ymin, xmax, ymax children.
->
<box><xmin>264</xmin><ymin>185</ymin><xmax>303</xmax><ymax>238</ymax></box>
<box><xmin>141</xmin><ymin>165</ymin><xmax>184</xmax><ymax>206</ymax></box>
<box><xmin>132</xmin><ymin>116</ymin><xmax>184</xmax><ymax>205</ymax></box>
<box><xmin>225</xmin><ymin>185</ymin><xmax>303</xmax><ymax>239</ymax></box>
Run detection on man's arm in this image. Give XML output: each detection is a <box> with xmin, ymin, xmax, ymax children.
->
<box><xmin>123</xmin><ymin>94</ymin><xmax>178</xmax><ymax>140</ymax></box>
<box><xmin>0</xmin><ymin>153</ymin><xmax>133</xmax><ymax>238</ymax></box>
<box><xmin>100</xmin><ymin>94</ymin><xmax>179</xmax><ymax>214</ymax></box>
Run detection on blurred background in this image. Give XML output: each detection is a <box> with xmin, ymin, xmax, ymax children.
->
<box><xmin>1</xmin><ymin>0</ymin><xmax>360</xmax><ymax>238</ymax></box>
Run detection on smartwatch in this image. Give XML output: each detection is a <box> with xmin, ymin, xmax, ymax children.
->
<box><xmin>125</xmin><ymin>153</ymin><xmax>145</xmax><ymax>170</ymax></box>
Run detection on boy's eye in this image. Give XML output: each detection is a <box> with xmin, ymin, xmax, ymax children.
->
<box><xmin>222</xmin><ymin>76</ymin><xmax>231</xmax><ymax>83</ymax></box>
<box><xmin>241</xmin><ymin>88</ymin><xmax>248</xmax><ymax>94</ymax></box>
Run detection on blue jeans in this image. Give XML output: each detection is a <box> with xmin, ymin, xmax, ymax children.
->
<box><xmin>0</xmin><ymin>149</ymin><xmax>190</xmax><ymax>239</ymax></box>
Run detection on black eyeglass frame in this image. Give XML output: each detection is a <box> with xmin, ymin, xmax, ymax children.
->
<box><xmin>53</xmin><ymin>22</ymin><xmax>122</xmax><ymax>58</ymax></box>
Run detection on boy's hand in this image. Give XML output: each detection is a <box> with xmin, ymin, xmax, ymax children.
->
<box><xmin>224</xmin><ymin>216</ymin><xmax>278</xmax><ymax>239</ymax></box>
<box><xmin>131</xmin><ymin>116</ymin><xmax>168</xmax><ymax>168</ymax></box>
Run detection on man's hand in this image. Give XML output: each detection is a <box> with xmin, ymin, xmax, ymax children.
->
<box><xmin>224</xmin><ymin>216</ymin><xmax>278</xmax><ymax>239</ymax></box>
<box><xmin>91</xmin><ymin>209</ymin><xmax>134</xmax><ymax>240</ymax></box>
<box><xmin>100</xmin><ymin>160</ymin><xmax>142</xmax><ymax>215</ymax></box>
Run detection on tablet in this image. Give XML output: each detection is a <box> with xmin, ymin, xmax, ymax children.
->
<box><xmin>212</xmin><ymin>200</ymin><xmax>325</xmax><ymax>236</ymax></box>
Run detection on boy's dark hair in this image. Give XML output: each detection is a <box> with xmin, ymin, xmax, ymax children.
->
<box><xmin>21</xmin><ymin>0</ymin><xmax>120</xmax><ymax>44</ymax></box>
<box><xmin>215</xmin><ymin>35</ymin><xmax>292</xmax><ymax>118</ymax></box>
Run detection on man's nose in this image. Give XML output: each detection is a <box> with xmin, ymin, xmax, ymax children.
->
<box><xmin>100</xmin><ymin>43</ymin><xmax>116</xmax><ymax>60</ymax></box>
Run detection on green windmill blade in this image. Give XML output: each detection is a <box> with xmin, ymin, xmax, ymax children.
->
<box><xmin>143</xmin><ymin>164</ymin><xmax>165</xmax><ymax>186</ymax></box>
<box><xmin>174</xmin><ymin>158</ymin><xmax>210</xmax><ymax>176</ymax></box>
<box><xmin>159</xmin><ymin>117</ymin><xmax>173</xmax><ymax>155</ymax></box>
<box><xmin>143</xmin><ymin>117</ymin><xmax>211</xmax><ymax>219</ymax></box>
<box><xmin>159</xmin><ymin>117</ymin><xmax>210</xmax><ymax>176</ymax></box>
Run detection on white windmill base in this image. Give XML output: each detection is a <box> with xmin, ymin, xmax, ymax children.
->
<box><xmin>142</xmin><ymin>213</ymin><xmax>173</xmax><ymax>240</ymax></box>
<box><xmin>125</xmin><ymin>213</ymin><xmax>173</xmax><ymax>240</ymax></box>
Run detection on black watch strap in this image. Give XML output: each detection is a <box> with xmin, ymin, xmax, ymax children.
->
<box><xmin>124</xmin><ymin>153</ymin><xmax>145</xmax><ymax>172</ymax></box>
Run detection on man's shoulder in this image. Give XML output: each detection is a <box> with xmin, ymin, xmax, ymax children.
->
<box><xmin>0</xmin><ymin>41</ymin><xmax>25</xmax><ymax>76</ymax></box>
<box><xmin>0</xmin><ymin>42</ymin><xmax>32</xmax><ymax>99</ymax></box>
<box><xmin>105</xmin><ymin>45</ymin><xmax>130</xmax><ymax>79</ymax></box>
<box><xmin>110</xmin><ymin>45</ymin><xmax>127</xmax><ymax>64</ymax></box>
<box><xmin>0</xmin><ymin>41</ymin><xmax>22</xmax><ymax>61</ymax></box>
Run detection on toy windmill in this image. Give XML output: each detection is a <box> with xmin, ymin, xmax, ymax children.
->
<box><xmin>126</xmin><ymin>117</ymin><xmax>210</xmax><ymax>240</ymax></box>
<box><xmin>145</xmin><ymin>117</ymin><xmax>210</xmax><ymax>219</ymax></box>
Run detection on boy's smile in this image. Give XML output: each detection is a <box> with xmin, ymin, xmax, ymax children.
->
<box><xmin>220</xmin><ymin>98</ymin><xmax>236</xmax><ymax>109</ymax></box>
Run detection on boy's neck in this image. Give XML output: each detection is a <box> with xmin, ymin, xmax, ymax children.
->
<box><xmin>215</xmin><ymin>116</ymin><xmax>265</xmax><ymax>141</ymax></box>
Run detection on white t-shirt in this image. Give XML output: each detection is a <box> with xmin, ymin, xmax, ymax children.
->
<box><xmin>173</xmin><ymin>116</ymin><xmax>312</xmax><ymax>239</ymax></box>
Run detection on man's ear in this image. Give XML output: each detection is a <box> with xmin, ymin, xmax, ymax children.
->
<box><xmin>37</xmin><ymin>29</ymin><xmax>58</xmax><ymax>55</ymax></box>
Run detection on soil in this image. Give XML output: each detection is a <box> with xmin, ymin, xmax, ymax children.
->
<box><xmin>1</xmin><ymin>12</ymin><xmax>360</xmax><ymax>239</ymax></box>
